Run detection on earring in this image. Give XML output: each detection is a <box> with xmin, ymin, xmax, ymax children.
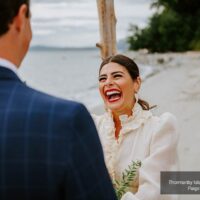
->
<box><xmin>135</xmin><ymin>93</ymin><xmax>139</xmax><ymax>103</ymax></box>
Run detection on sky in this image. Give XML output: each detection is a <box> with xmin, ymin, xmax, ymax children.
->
<box><xmin>30</xmin><ymin>0</ymin><xmax>154</xmax><ymax>48</ymax></box>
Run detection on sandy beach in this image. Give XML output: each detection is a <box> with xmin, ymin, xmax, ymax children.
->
<box><xmin>92</xmin><ymin>51</ymin><xmax>200</xmax><ymax>200</ymax></box>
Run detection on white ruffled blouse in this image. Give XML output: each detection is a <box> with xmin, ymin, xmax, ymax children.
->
<box><xmin>92</xmin><ymin>103</ymin><xmax>179</xmax><ymax>200</ymax></box>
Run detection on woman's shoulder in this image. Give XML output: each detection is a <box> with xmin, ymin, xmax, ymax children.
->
<box><xmin>91</xmin><ymin>113</ymin><xmax>106</xmax><ymax>127</ymax></box>
<box><xmin>91</xmin><ymin>113</ymin><xmax>104</xmax><ymax>122</ymax></box>
<box><xmin>91</xmin><ymin>112</ymin><xmax>115</xmax><ymax>131</ymax></box>
<box><xmin>147</xmin><ymin>112</ymin><xmax>178</xmax><ymax>145</ymax></box>
<box><xmin>150</xmin><ymin>112</ymin><xmax>177</xmax><ymax>130</ymax></box>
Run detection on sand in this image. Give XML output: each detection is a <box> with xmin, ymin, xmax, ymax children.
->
<box><xmin>91</xmin><ymin>51</ymin><xmax>200</xmax><ymax>199</ymax></box>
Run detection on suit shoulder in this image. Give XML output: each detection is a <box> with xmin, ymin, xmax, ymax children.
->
<box><xmin>22</xmin><ymin>84</ymin><xmax>85</xmax><ymax>114</ymax></box>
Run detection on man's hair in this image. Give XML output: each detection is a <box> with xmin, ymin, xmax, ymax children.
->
<box><xmin>0</xmin><ymin>0</ymin><xmax>30</xmax><ymax>36</ymax></box>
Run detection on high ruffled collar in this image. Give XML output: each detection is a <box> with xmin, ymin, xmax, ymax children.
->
<box><xmin>100</xmin><ymin>103</ymin><xmax>152</xmax><ymax>181</ymax></box>
<box><xmin>103</xmin><ymin>103</ymin><xmax>152</xmax><ymax>135</ymax></box>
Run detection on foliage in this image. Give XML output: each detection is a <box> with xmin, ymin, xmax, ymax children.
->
<box><xmin>113</xmin><ymin>160</ymin><xmax>141</xmax><ymax>200</ymax></box>
<box><xmin>128</xmin><ymin>0</ymin><xmax>200</xmax><ymax>52</ymax></box>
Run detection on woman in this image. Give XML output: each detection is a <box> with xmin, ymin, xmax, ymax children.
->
<box><xmin>92</xmin><ymin>54</ymin><xmax>179</xmax><ymax>200</ymax></box>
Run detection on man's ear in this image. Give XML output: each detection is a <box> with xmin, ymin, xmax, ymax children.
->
<box><xmin>13</xmin><ymin>4</ymin><xmax>29</xmax><ymax>32</ymax></box>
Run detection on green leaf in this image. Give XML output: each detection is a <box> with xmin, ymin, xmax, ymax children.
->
<box><xmin>113</xmin><ymin>160</ymin><xmax>142</xmax><ymax>200</ymax></box>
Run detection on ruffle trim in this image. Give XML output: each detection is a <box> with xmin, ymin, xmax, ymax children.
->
<box><xmin>101</xmin><ymin>103</ymin><xmax>152</xmax><ymax>180</ymax></box>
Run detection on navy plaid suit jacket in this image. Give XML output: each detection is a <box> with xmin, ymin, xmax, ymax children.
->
<box><xmin>0</xmin><ymin>67</ymin><xmax>117</xmax><ymax>200</ymax></box>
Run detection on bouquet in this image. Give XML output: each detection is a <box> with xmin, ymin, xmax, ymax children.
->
<box><xmin>112</xmin><ymin>160</ymin><xmax>141</xmax><ymax>200</ymax></box>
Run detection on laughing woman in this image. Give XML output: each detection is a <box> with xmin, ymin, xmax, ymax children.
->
<box><xmin>92</xmin><ymin>54</ymin><xmax>179</xmax><ymax>200</ymax></box>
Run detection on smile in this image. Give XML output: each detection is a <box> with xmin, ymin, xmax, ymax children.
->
<box><xmin>104</xmin><ymin>89</ymin><xmax>122</xmax><ymax>103</ymax></box>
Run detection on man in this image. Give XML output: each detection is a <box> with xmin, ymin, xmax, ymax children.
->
<box><xmin>0</xmin><ymin>0</ymin><xmax>117</xmax><ymax>199</ymax></box>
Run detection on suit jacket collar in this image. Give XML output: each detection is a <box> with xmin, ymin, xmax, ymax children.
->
<box><xmin>0</xmin><ymin>66</ymin><xmax>22</xmax><ymax>83</ymax></box>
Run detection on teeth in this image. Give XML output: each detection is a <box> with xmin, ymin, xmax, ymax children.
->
<box><xmin>106</xmin><ymin>91</ymin><xmax>120</xmax><ymax>96</ymax></box>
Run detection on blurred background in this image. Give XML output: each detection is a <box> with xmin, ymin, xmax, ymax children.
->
<box><xmin>19</xmin><ymin>0</ymin><xmax>154</xmax><ymax>109</ymax></box>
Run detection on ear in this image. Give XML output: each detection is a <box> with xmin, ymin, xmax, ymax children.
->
<box><xmin>13</xmin><ymin>4</ymin><xmax>29</xmax><ymax>32</ymax></box>
<box><xmin>134</xmin><ymin>76</ymin><xmax>141</xmax><ymax>93</ymax></box>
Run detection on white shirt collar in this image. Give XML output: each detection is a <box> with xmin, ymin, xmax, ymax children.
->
<box><xmin>0</xmin><ymin>58</ymin><xmax>18</xmax><ymax>75</ymax></box>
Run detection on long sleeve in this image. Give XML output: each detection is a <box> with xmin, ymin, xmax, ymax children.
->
<box><xmin>121</xmin><ymin>113</ymin><xmax>179</xmax><ymax>200</ymax></box>
<box><xmin>65</xmin><ymin>104</ymin><xmax>117</xmax><ymax>200</ymax></box>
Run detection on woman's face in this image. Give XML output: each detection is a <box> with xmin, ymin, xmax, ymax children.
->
<box><xmin>99</xmin><ymin>62</ymin><xmax>141</xmax><ymax>116</ymax></box>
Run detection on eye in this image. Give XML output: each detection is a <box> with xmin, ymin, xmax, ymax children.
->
<box><xmin>99</xmin><ymin>77</ymin><xmax>106</xmax><ymax>82</ymax></box>
<box><xmin>113</xmin><ymin>74</ymin><xmax>122</xmax><ymax>79</ymax></box>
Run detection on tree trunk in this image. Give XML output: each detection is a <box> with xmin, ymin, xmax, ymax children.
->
<box><xmin>96</xmin><ymin>0</ymin><xmax>117</xmax><ymax>59</ymax></box>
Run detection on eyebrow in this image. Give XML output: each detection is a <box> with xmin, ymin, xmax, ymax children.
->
<box><xmin>99</xmin><ymin>71</ymin><xmax>124</xmax><ymax>78</ymax></box>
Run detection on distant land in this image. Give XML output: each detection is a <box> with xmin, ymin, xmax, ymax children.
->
<box><xmin>30</xmin><ymin>39</ymin><xmax>129</xmax><ymax>52</ymax></box>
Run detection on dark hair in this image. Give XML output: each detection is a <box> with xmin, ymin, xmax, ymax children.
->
<box><xmin>0</xmin><ymin>0</ymin><xmax>30</xmax><ymax>36</ymax></box>
<box><xmin>99</xmin><ymin>54</ymin><xmax>151</xmax><ymax>110</ymax></box>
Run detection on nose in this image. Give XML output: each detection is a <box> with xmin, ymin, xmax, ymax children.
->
<box><xmin>105</xmin><ymin>77</ymin><xmax>114</xmax><ymax>86</ymax></box>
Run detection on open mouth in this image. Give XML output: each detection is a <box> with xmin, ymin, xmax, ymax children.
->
<box><xmin>104</xmin><ymin>89</ymin><xmax>122</xmax><ymax>103</ymax></box>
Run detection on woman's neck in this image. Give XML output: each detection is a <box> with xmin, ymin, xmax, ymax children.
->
<box><xmin>113</xmin><ymin>114</ymin><xmax>121</xmax><ymax>140</ymax></box>
<box><xmin>111</xmin><ymin>105</ymin><xmax>134</xmax><ymax>139</ymax></box>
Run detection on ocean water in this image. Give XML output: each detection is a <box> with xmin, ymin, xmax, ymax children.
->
<box><xmin>20</xmin><ymin>49</ymin><xmax>102</xmax><ymax>109</ymax></box>
<box><xmin>19</xmin><ymin>0</ymin><xmax>154</xmax><ymax>110</ymax></box>
<box><xmin>19</xmin><ymin>48</ymin><xmax>154</xmax><ymax>110</ymax></box>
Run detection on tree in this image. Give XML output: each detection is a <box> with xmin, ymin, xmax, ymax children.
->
<box><xmin>128</xmin><ymin>0</ymin><xmax>200</xmax><ymax>52</ymax></box>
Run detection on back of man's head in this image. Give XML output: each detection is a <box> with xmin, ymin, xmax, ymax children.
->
<box><xmin>0</xmin><ymin>0</ymin><xmax>30</xmax><ymax>36</ymax></box>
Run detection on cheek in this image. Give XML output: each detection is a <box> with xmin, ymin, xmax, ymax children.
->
<box><xmin>124</xmin><ymin>89</ymin><xmax>134</xmax><ymax>100</ymax></box>
<box><xmin>122</xmin><ymin>82</ymin><xmax>135</xmax><ymax>98</ymax></box>
<box><xmin>119</xmin><ymin>80</ymin><xmax>132</xmax><ymax>91</ymax></box>
<box><xmin>99</xmin><ymin>84</ymin><xmax>105</xmax><ymax>98</ymax></box>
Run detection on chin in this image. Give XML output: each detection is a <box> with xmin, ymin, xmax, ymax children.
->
<box><xmin>106</xmin><ymin>102</ymin><xmax>124</xmax><ymax>113</ymax></box>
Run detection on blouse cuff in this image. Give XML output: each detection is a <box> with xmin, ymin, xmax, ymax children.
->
<box><xmin>121</xmin><ymin>192</ymin><xmax>138</xmax><ymax>200</ymax></box>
